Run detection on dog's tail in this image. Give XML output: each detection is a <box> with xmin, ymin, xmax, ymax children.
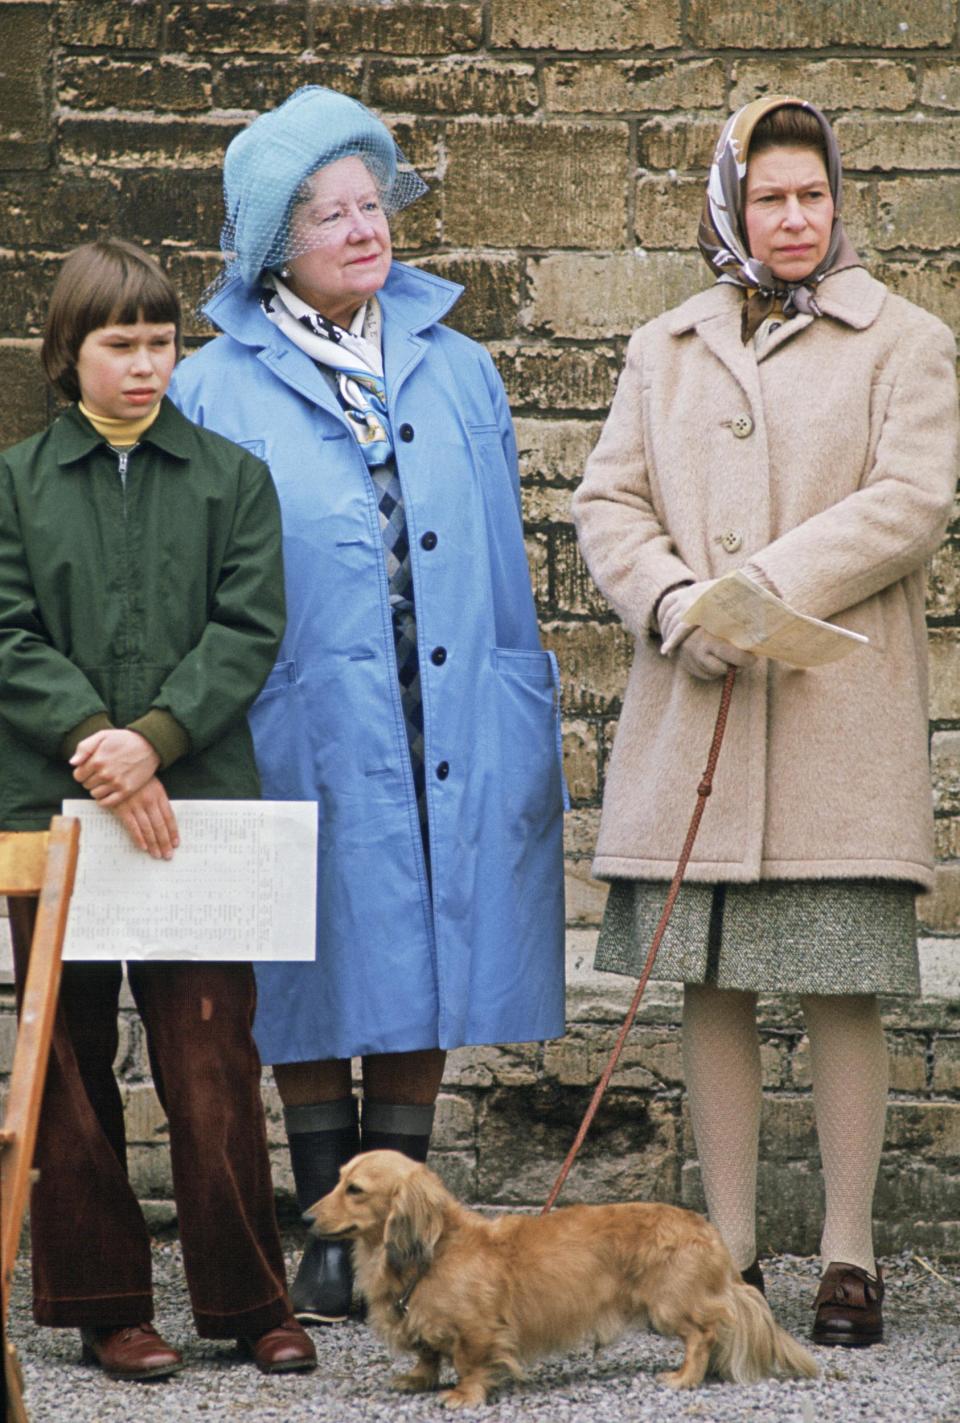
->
<box><xmin>712</xmin><ymin>1280</ymin><xmax>818</xmax><ymax>1384</ymax></box>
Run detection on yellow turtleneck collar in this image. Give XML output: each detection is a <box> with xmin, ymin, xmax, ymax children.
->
<box><xmin>79</xmin><ymin>400</ymin><xmax>162</xmax><ymax>448</ymax></box>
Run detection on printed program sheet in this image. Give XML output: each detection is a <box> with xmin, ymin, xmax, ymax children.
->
<box><xmin>683</xmin><ymin>570</ymin><xmax>869</xmax><ymax>668</ymax></box>
<box><xmin>61</xmin><ymin>800</ymin><xmax>317</xmax><ymax>962</ymax></box>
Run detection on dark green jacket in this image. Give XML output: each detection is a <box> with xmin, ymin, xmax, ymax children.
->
<box><xmin>0</xmin><ymin>398</ymin><xmax>285</xmax><ymax>830</ymax></box>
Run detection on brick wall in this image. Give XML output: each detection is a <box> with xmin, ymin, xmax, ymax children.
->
<box><xmin>1</xmin><ymin>1</ymin><xmax>958</xmax><ymax>1253</ymax></box>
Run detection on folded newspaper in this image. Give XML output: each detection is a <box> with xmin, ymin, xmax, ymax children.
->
<box><xmin>682</xmin><ymin>570</ymin><xmax>869</xmax><ymax>668</ymax></box>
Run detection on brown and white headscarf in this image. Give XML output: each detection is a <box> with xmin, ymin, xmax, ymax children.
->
<box><xmin>697</xmin><ymin>95</ymin><xmax>862</xmax><ymax>342</ymax></box>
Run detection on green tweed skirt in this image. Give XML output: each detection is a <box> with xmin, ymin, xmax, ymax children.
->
<box><xmin>594</xmin><ymin>879</ymin><xmax>920</xmax><ymax>996</ymax></box>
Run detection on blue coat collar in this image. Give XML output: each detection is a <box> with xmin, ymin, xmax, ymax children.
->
<box><xmin>202</xmin><ymin>260</ymin><xmax>463</xmax><ymax>349</ymax></box>
<box><xmin>202</xmin><ymin>262</ymin><xmax>464</xmax><ymax>418</ymax></box>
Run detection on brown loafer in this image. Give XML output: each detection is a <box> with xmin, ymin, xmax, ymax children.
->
<box><xmin>740</xmin><ymin>1258</ymin><xmax>765</xmax><ymax>1295</ymax></box>
<box><xmin>811</xmin><ymin>1261</ymin><xmax>884</xmax><ymax>1347</ymax></box>
<box><xmin>239</xmin><ymin>1315</ymin><xmax>317</xmax><ymax>1374</ymax></box>
<box><xmin>80</xmin><ymin>1323</ymin><xmax>184</xmax><ymax>1381</ymax></box>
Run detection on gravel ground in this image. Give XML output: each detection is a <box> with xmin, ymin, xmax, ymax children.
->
<box><xmin>8</xmin><ymin>1241</ymin><xmax>960</xmax><ymax>1422</ymax></box>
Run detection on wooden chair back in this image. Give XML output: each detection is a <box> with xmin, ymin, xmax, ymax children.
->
<box><xmin>0</xmin><ymin>816</ymin><xmax>81</xmax><ymax>1423</ymax></box>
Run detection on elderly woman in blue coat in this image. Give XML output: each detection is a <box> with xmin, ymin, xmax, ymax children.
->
<box><xmin>171</xmin><ymin>86</ymin><xmax>566</xmax><ymax>1325</ymax></box>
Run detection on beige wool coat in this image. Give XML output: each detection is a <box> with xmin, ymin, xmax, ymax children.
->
<box><xmin>573</xmin><ymin>267</ymin><xmax>959</xmax><ymax>890</ymax></box>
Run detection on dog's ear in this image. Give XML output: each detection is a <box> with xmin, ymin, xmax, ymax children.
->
<box><xmin>384</xmin><ymin>1166</ymin><xmax>449</xmax><ymax>1276</ymax></box>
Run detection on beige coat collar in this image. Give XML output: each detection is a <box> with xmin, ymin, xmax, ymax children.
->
<box><xmin>666</xmin><ymin>266</ymin><xmax>887</xmax><ymax>339</ymax></box>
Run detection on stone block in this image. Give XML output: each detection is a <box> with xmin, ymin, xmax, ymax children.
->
<box><xmin>166</xmin><ymin>2</ymin><xmax>308</xmax><ymax>54</ymax></box>
<box><xmin>368</xmin><ymin>58</ymin><xmax>537</xmax><ymax>115</ymax></box>
<box><xmin>0</xmin><ymin>1014</ymin><xmax>16</xmax><ymax>1074</ymax></box>
<box><xmin>164</xmin><ymin>253</ymin><xmax>224</xmax><ymax>337</ymax></box>
<box><xmin>918</xmin><ymin>863</ymin><xmax>960</xmax><ymax>934</ymax></box>
<box><xmin>434</xmin><ymin>1093</ymin><xmax>475</xmax><ymax>1147</ymax></box>
<box><xmin>540</xmin><ymin>618</ymin><xmax>634</xmax><ymax>716</ymax></box>
<box><xmin>522</xmin><ymin>482</ymin><xmax>576</xmax><ymax>526</ymax></box>
<box><xmin>919</xmin><ymin>939</ymin><xmax>960</xmax><ymax>999</ymax></box>
<box><xmin>544</xmin><ymin>58</ymin><xmax>724</xmax><ymax>114</ymax></box>
<box><xmin>886</xmin><ymin>1101</ymin><xmax>960</xmax><ymax>1155</ymax></box>
<box><xmin>929</xmin><ymin>628</ymin><xmax>960</xmax><ymax>719</ymax></box>
<box><xmin>876</xmin><ymin>177</ymin><xmax>960</xmax><ymax>252</ymax></box>
<box><xmin>528</xmin><ymin>252</ymin><xmax>707</xmax><ymax>338</ymax></box>
<box><xmin>561</xmin><ymin>718</ymin><xmax>599</xmax><ymax>804</ymax></box>
<box><xmin>122</xmin><ymin>1084</ymin><xmax>169</xmax><ymax>1142</ymax></box>
<box><xmin>478</xmin><ymin>1086</ymin><xmax>679</xmax><ymax>1206</ymax></box>
<box><xmin>58</xmin><ymin>0</ymin><xmax>163</xmax><ymax>49</ymax></box>
<box><xmin>921</xmin><ymin>62</ymin><xmax>960</xmax><ymax>112</ymax></box>
<box><xmin>411</xmin><ymin>253</ymin><xmax>521</xmax><ymax>340</ymax></box>
<box><xmin>490</xmin><ymin>0</ymin><xmax>680</xmax><ymax>50</ymax></box>
<box><xmin>563</xmin><ymin>807</ymin><xmax>602</xmax><ymax>861</ymax></box>
<box><xmin>730</xmin><ymin>58</ymin><xmax>915</xmax><ymax>112</ymax></box>
<box><xmin>836</xmin><ymin>116</ymin><xmax>960</xmax><ymax>173</ymax></box>
<box><xmin>689</xmin><ymin>0</ymin><xmax>955</xmax><ymax>49</ymax></box>
<box><xmin>638</xmin><ymin>114</ymin><xmax>725</xmax><ymax>172</ymax></box>
<box><xmin>524</xmin><ymin>530</ymin><xmax>550</xmax><ymax>610</ymax></box>
<box><xmin>564</xmin><ymin>860</ymin><xmax>609</xmax><ymax>927</ymax></box>
<box><xmin>934</xmin><ymin>817</ymin><xmax>960</xmax><ymax>862</ymax></box>
<box><xmin>0</xmin><ymin>173</ymin><xmax>125</xmax><ymax>249</ymax></box>
<box><xmin>928</xmin><ymin>542</ymin><xmax>960</xmax><ymax>618</ymax></box>
<box><xmin>59</xmin><ymin>114</ymin><xmax>244</xmax><ymax>170</ymax></box>
<box><xmin>431</xmin><ymin>1151</ymin><xmax>479</xmax><ymax>1202</ymax></box>
<box><xmin>214</xmin><ymin>57</ymin><xmax>362</xmax><ymax>111</ymax></box>
<box><xmin>491</xmin><ymin>343</ymin><xmax>621</xmax><ymax>415</ymax></box>
<box><xmin>876</xmin><ymin>1156</ymin><xmax>960</xmax><ymax>1226</ymax></box>
<box><xmin>932</xmin><ymin>731</ymin><xmax>960</xmax><ymax>816</ymax></box>
<box><xmin>313</xmin><ymin>3</ymin><xmax>483</xmax><ymax>55</ymax></box>
<box><xmin>443</xmin><ymin>1043</ymin><xmax>541</xmax><ymax>1090</ymax></box>
<box><xmin>389</xmin><ymin>184</ymin><xmax>443</xmax><ymax>255</ymax></box>
<box><xmin>932</xmin><ymin>1037</ymin><xmax>960</xmax><ymax>1092</ymax></box>
<box><xmin>542</xmin><ymin>1022</ymin><xmax>684</xmax><ymax>1090</ymax></box>
<box><xmin>759</xmin><ymin>1094</ymin><xmax>818</xmax><ymax>1161</ymax></box>
<box><xmin>635</xmin><ymin>176</ymin><xmax>704</xmax><ymax>250</ymax></box>
<box><xmin>59</xmin><ymin>56</ymin><xmax>213</xmax><ymax>113</ymax></box>
<box><xmin>0</xmin><ymin>254</ymin><xmax>60</xmax><ymax>339</ymax></box>
<box><xmin>0</xmin><ymin>3</ymin><xmax>53</xmax><ymax>169</ymax></box>
<box><xmin>874</xmin><ymin>259</ymin><xmax>960</xmax><ymax>334</ymax></box>
<box><xmin>127</xmin><ymin>1144</ymin><xmax>174</xmax><ymax>1200</ymax></box>
<box><xmin>0</xmin><ymin>342</ymin><xmax>49</xmax><ymax>446</ymax></box>
<box><xmin>551</xmin><ymin>524</ymin><xmax>610</xmax><ymax>619</ymax></box>
<box><xmin>444</xmin><ymin>121</ymin><xmax>630</xmax><ymax>250</ymax></box>
<box><xmin>513</xmin><ymin>418</ymin><xmax>603</xmax><ymax>486</ymax></box>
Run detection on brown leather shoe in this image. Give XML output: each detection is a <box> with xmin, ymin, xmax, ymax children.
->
<box><xmin>239</xmin><ymin>1315</ymin><xmax>317</xmax><ymax>1374</ymax></box>
<box><xmin>80</xmin><ymin>1323</ymin><xmax>185</xmax><ymax>1380</ymax></box>
<box><xmin>811</xmin><ymin>1261</ymin><xmax>884</xmax><ymax>1347</ymax></box>
<box><xmin>740</xmin><ymin>1258</ymin><xmax>765</xmax><ymax>1295</ymax></box>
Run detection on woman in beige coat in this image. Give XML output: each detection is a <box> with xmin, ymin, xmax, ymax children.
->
<box><xmin>574</xmin><ymin>96</ymin><xmax>958</xmax><ymax>1347</ymax></box>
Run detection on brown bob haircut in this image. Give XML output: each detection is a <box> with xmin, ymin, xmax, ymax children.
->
<box><xmin>42</xmin><ymin>237</ymin><xmax>181</xmax><ymax>402</ymax></box>
<box><xmin>748</xmin><ymin>104</ymin><xmax>828</xmax><ymax>167</ymax></box>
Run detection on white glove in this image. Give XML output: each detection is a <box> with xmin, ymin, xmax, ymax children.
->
<box><xmin>675</xmin><ymin>628</ymin><xmax>756</xmax><ymax>681</ymax></box>
<box><xmin>657</xmin><ymin>580</ymin><xmax>716</xmax><ymax>655</ymax></box>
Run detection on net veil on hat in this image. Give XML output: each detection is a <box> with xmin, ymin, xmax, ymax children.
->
<box><xmin>220</xmin><ymin>85</ymin><xmax>428</xmax><ymax>288</ymax></box>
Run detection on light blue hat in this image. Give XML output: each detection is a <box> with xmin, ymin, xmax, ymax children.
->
<box><xmin>221</xmin><ymin>86</ymin><xmax>427</xmax><ymax>287</ymax></box>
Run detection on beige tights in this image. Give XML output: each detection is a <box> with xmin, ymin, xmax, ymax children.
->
<box><xmin>682</xmin><ymin>983</ymin><xmax>888</xmax><ymax>1275</ymax></box>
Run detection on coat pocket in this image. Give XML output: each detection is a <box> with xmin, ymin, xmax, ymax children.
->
<box><xmin>248</xmin><ymin>660</ymin><xmax>316</xmax><ymax>798</ymax></box>
<box><xmin>491</xmin><ymin>647</ymin><xmax>567</xmax><ymax>822</ymax></box>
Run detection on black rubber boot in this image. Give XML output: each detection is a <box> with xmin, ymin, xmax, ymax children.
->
<box><xmin>285</xmin><ymin>1098</ymin><xmax>359</xmax><ymax>1325</ymax></box>
<box><xmin>360</xmin><ymin>1101</ymin><xmax>436</xmax><ymax>1163</ymax></box>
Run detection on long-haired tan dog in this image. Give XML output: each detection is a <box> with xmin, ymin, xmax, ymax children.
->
<box><xmin>308</xmin><ymin>1149</ymin><xmax>817</xmax><ymax>1408</ymax></box>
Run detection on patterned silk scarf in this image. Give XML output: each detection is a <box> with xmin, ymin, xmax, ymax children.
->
<box><xmin>697</xmin><ymin>95</ymin><xmax>862</xmax><ymax>343</ymax></box>
<box><xmin>260</xmin><ymin>276</ymin><xmax>393</xmax><ymax>465</ymax></box>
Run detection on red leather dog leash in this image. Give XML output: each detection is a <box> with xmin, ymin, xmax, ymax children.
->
<box><xmin>542</xmin><ymin>666</ymin><xmax>737</xmax><ymax>1214</ymax></box>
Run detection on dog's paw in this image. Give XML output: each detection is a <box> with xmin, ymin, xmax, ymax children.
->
<box><xmin>392</xmin><ymin>1370</ymin><xmax>440</xmax><ymax>1394</ymax></box>
<box><xmin>441</xmin><ymin>1384</ymin><xmax>488</xmax><ymax>1408</ymax></box>
<box><xmin>656</xmin><ymin>1367</ymin><xmax>696</xmax><ymax>1390</ymax></box>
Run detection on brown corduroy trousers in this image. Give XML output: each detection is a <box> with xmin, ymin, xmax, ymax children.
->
<box><xmin>9</xmin><ymin>897</ymin><xmax>290</xmax><ymax>1338</ymax></box>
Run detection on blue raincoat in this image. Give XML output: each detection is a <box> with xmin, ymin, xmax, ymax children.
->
<box><xmin>170</xmin><ymin>262</ymin><xmax>566</xmax><ymax>1061</ymax></box>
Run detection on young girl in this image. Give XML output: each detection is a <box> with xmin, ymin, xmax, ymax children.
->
<box><xmin>0</xmin><ymin>239</ymin><xmax>316</xmax><ymax>1379</ymax></box>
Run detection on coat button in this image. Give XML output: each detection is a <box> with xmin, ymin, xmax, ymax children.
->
<box><xmin>719</xmin><ymin>529</ymin><xmax>743</xmax><ymax>553</ymax></box>
<box><xmin>436</xmin><ymin>761</ymin><xmax>450</xmax><ymax>780</ymax></box>
<box><xmin>420</xmin><ymin>531</ymin><xmax>437</xmax><ymax>550</ymax></box>
<box><xmin>399</xmin><ymin>423</ymin><xmax>414</xmax><ymax>442</ymax></box>
<box><xmin>431</xmin><ymin>646</ymin><xmax>447</xmax><ymax>666</ymax></box>
<box><xmin>731</xmin><ymin>414</ymin><xmax>754</xmax><ymax>438</ymax></box>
